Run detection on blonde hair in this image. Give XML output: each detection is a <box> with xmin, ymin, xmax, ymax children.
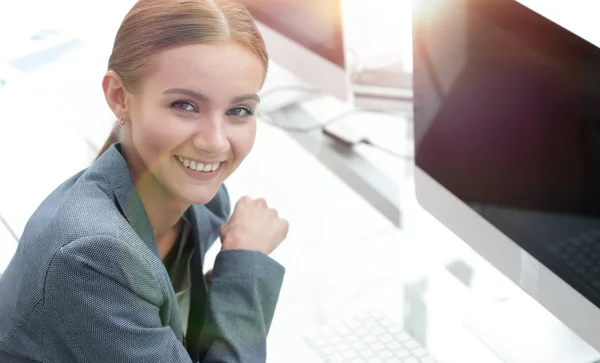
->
<box><xmin>96</xmin><ymin>0</ymin><xmax>268</xmax><ymax>159</ymax></box>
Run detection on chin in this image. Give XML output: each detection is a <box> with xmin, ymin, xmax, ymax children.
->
<box><xmin>177</xmin><ymin>184</ymin><xmax>222</xmax><ymax>206</ymax></box>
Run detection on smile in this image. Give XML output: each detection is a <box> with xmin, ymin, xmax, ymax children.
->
<box><xmin>175</xmin><ymin>155</ymin><xmax>221</xmax><ymax>172</ymax></box>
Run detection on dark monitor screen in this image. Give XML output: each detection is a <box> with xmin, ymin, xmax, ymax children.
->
<box><xmin>238</xmin><ymin>0</ymin><xmax>345</xmax><ymax>68</ymax></box>
<box><xmin>413</xmin><ymin>0</ymin><xmax>600</xmax><ymax>307</ymax></box>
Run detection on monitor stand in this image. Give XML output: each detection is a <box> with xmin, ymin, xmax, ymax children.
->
<box><xmin>259</xmin><ymin>61</ymin><xmax>413</xmax><ymax>161</ymax></box>
<box><xmin>352</xmin><ymin>61</ymin><xmax>413</xmax><ymax>103</ymax></box>
<box><xmin>461</xmin><ymin>267</ymin><xmax>600</xmax><ymax>363</ymax></box>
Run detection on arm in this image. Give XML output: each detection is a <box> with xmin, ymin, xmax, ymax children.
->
<box><xmin>198</xmin><ymin>186</ymin><xmax>286</xmax><ymax>361</ymax></box>
<box><xmin>198</xmin><ymin>249</ymin><xmax>285</xmax><ymax>361</ymax></box>
<box><xmin>44</xmin><ymin>235</ymin><xmax>194</xmax><ymax>363</ymax></box>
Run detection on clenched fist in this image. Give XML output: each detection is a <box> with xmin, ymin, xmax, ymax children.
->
<box><xmin>220</xmin><ymin>196</ymin><xmax>288</xmax><ymax>255</ymax></box>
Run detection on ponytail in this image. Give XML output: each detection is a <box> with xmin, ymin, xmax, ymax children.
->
<box><xmin>95</xmin><ymin>123</ymin><xmax>120</xmax><ymax>161</ymax></box>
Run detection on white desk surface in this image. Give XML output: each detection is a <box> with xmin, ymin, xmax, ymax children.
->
<box><xmin>0</xmin><ymin>222</ymin><xmax>17</xmax><ymax>274</ymax></box>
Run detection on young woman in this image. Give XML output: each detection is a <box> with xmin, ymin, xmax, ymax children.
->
<box><xmin>0</xmin><ymin>0</ymin><xmax>289</xmax><ymax>362</ymax></box>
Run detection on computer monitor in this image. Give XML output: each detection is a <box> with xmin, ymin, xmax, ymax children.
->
<box><xmin>238</xmin><ymin>0</ymin><xmax>351</xmax><ymax>102</ymax></box>
<box><xmin>413</xmin><ymin>0</ymin><xmax>600</xmax><ymax>351</ymax></box>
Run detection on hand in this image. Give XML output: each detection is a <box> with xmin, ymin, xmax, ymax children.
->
<box><xmin>220</xmin><ymin>196</ymin><xmax>289</xmax><ymax>255</ymax></box>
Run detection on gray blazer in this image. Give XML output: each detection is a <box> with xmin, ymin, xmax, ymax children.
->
<box><xmin>0</xmin><ymin>143</ymin><xmax>285</xmax><ymax>362</ymax></box>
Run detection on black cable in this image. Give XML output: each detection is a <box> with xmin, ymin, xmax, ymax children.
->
<box><xmin>260</xmin><ymin>112</ymin><xmax>415</xmax><ymax>161</ymax></box>
<box><xmin>361</xmin><ymin>139</ymin><xmax>414</xmax><ymax>160</ymax></box>
<box><xmin>257</xmin><ymin>64</ymin><xmax>416</xmax><ymax>161</ymax></box>
<box><xmin>260</xmin><ymin>107</ymin><xmax>412</xmax><ymax>133</ymax></box>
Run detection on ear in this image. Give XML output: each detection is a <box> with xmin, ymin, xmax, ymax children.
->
<box><xmin>102</xmin><ymin>70</ymin><xmax>131</xmax><ymax>121</ymax></box>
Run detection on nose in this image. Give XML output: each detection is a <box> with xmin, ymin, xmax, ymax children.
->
<box><xmin>192</xmin><ymin>114</ymin><xmax>230</xmax><ymax>156</ymax></box>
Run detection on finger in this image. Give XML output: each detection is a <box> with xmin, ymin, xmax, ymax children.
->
<box><xmin>279</xmin><ymin>219</ymin><xmax>289</xmax><ymax>239</ymax></box>
<box><xmin>255</xmin><ymin>197</ymin><xmax>268</xmax><ymax>208</ymax></box>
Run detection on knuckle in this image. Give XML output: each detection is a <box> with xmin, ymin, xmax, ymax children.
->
<box><xmin>256</xmin><ymin>198</ymin><xmax>268</xmax><ymax>207</ymax></box>
<box><xmin>280</xmin><ymin>219</ymin><xmax>289</xmax><ymax>232</ymax></box>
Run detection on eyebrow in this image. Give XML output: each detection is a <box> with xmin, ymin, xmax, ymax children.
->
<box><xmin>163</xmin><ymin>88</ymin><xmax>260</xmax><ymax>104</ymax></box>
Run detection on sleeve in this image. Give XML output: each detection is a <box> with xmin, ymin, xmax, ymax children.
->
<box><xmin>43</xmin><ymin>235</ymin><xmax>194</xmax><ymax>363</ymax></box>
<box><xmin>197</xmin><ymin>249</ymin><xmax>285</xmax><ymax>362</ymax></box>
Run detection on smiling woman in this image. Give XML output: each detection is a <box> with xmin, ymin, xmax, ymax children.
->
<box><xmin>0</xmin><ymin>1</ymin><xmax>289</xmax><ymax>363</ymax></box>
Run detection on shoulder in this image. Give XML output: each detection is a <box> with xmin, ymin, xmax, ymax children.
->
<box><xmin>48</xmin><ymin>234</ymin><xmax>164</xmax><ymax>302</ymax></box>
<box><xmin>19</xmin><ymin>166</ymin><xmax>131</xmax><ymax>260</ymax></box>
<box><xmin>30</xmin><ymin>176</ymin><xmax>122</xmax><ymax>240</ymax></box>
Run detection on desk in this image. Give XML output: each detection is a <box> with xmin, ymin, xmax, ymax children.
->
<box><xmin>212</xmin><ymin>120</ymin><xmax>506</xmax><ymax>362</ymax></box>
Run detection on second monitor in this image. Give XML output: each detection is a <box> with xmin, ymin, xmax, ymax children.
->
<box><xmin>239</xmin><ymin>0</ymin><xmax>351</xmax><ymax>102</ymax></box>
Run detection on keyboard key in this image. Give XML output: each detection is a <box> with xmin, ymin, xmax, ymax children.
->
<box><xmin>308</xmin><ymin>337</ymin><xmax>327</xmax><ymax>348</ymax></box>
<box><xmin>390</xmin><ymin>326</ymin><xmax>406</xmax><ymax>336</ymax></box>
<box><xmin>359</xmin><ymin>349</ymin><xmax>375</xmax><ymax>360</ymax></box>
<box><xmin>379</xmin><ymin>317</ymin><xmax>396</xmax><ymax>328</ymax></box>
<box><xmin>371</xmin><ymin>325</ymin><xmax>387</xmax><ymax>335</ymax></box>
<box><xmin>335</xmin><ymin>341</ymin><xmax>351</xmax><ymax>353</ymax></box>
<box><xmin>363</xmin><ymin>317</ymin><xmax>380</xmax><ymax>329</ymax></box>
<box><xmin>404</xmin><ymin>339</ymin><xmax>419</xmax><ymax>350</ymax></box>
<box><xmin>354</xmin><ymin>327</ymin><xmax>370</xmax><ymax>337</ymax></box>
<box><xmin>395</xmin><ymin>348</ymin><xmax>411</xmax><ymax>359</ymax></box>
<box><xmin>346</xmin><ymin>318</ymin><xmax>361</xmax><ymax>330</ymax></box>
<box><xmin>320</xmin><ymin>327</ymin><xmax>335</xmax><ymax>339</ymax></box>
<box><xmin>412</xmin><ymin>347</ymin><xmax>428</xmax><ymax>357</ymax></box>
<box><xmin>380</xmin><ymin>333</ymin><xmax>394</xmax><ymax>343</ymax></box>
<box><xmin>371</xmin><ymin>342</ymin><xmax>386</xmax><ymax>352</ymax></box>
<box><xmin>364</xmin><ymin>335</ymin><xmax>378</xmax><ymax>344</ymax></box>
<box><xmin>353</xmin><ymin>341</ymin><xmax>368</xmax><ymax>352</ymax></box>
<box><xmin>345</xmin><ymin>334</ymin><xmax>360</xmax><ymax>344</ymax></box>
<box><xmin>325</xmin><ymin>354</ymin><xmax>345</xmax><ymax>363</ymax></box>
<box><xmin>341</xmin><ymin>350</ymin><xmax>359</xmax><ymax>360</ymax></box>
<box><xmin>327</xmin><ymin>335</ymin><xmax>342</xmax><ymax>345</ymax></box>
<box><xmin>387</xmin><ymin>340</ymin><xmax>403</xmax><ymax>351</ymax></box>
<box><xmin>379</xmin><ymin>350</ymin><xmax>395</xmax><ymax>359</ymax></box>
<box><xmin>305</xmin><ymin>312</ymin><xmax>438</xmax><ymax>363</ymax></box>
<box><xmin>333</xmin><ymin>323</ymin><xmax>352</xmax><ymax>337</ymax></box>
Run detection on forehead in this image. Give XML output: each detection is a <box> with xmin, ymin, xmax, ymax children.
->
<box><xmin>142</xmin><ymin>42</ymin><xmax>265</xmax><ymax>96</ymax></box>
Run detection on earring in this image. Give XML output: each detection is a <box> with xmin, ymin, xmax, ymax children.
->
<box><xmin>118</xmin><ymin>117</ymin><xmax>125</xmax><ymax>127</ymax></box>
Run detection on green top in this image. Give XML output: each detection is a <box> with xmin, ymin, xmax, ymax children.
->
<box><xmin>163</xmin><ymin>218</ymin><xmax>194</xmax><ymax>338</ymax></box>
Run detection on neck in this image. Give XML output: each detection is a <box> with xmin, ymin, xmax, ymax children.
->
<box><xmin>122</xmin><ymin>145</ymin><xmax>189</xmax><ymax>243</ymax></box>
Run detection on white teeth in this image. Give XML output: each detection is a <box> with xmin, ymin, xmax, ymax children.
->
<box><xmin>176</xmin><ymin>156</ymin><xmax>221</xmax><ymax>173</ymax></box>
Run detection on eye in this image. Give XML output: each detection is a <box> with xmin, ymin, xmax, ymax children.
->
<box><xmin>171</xmin><ymin>100</ymin><xmax>198</xmax><ymax>112</ymax></box>
<box><xmin>226</xmin><ymin>106</ymin><xmax>255</xmax><ymax>117</ymax></box>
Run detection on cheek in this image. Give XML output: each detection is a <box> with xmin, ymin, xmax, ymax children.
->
<box><xmin>132</xmin><ymin>108</ymin><xmax>182</xmax><ymax>162</ymax></box>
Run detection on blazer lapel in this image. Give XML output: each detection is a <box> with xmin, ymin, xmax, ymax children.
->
<box><xmin>99</xmin><ymin>143</ymin><xmax>159</xmax><ymax>258</ymax></box>
<box><xmin>95</xmin><ymin>143</ymin><xmax>185</xmax><ymax>342</ymax></box>
<box><xmin>113</xmin><ymin>184</ymin><xmax>158</xmax><ymax>257</ymax></box>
